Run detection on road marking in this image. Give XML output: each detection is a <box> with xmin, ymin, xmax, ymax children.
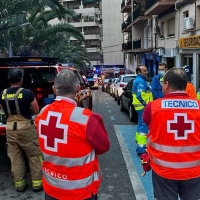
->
<box><xmin>114</xmin><ymin>125</ymin><xmax>148</xmax><ymax>200</ymax></box>
<box><xmin>110</xmin><ymin>116</ymin><xmax>115</xmax><ymax>120</ymax></box>
<box><xmin>108</xmin><ymin>110</ymin><xmax>112</xmax><ymax>113</ymax></box>
<box><xmin>107</xmin><ymin>106</ymin><xmax>110</xmax><ymax>108</ymax></box>
<box><xmin>105</xmin><ymin>102</ymin><xmax>108</xmax><ymax>104</ymax></box>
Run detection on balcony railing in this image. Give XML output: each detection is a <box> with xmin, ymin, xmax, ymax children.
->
<box><xmin>133</xmin><ymin>38</ymin><xmax>152</xmax><ymax>50</ymax></box>
<box><xmin>133</xmin><ymin>7</ymin><xmax>141</xmax><ymax>21</ymax></box>
<box><xmin>122</xmin><ymin>22</ymin><xmax>127</xmax><ymax>31</ymax></box>
<box><xmin>146</xmin><ymin>0</ymin><xmax>158</xmax><ymax>10</ymax></box>
<box><xmin>122</xmin><ymin>41</ymin><xmax>132</xmax><ymax>50</ymax></box>
<box><xmin>126</xmin><ymin>14</ymin><xmax>132</xmax><ymax>26</ymax></box>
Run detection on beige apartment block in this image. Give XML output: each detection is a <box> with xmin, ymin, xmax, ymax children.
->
<box><xmin>61</xmin><ymin>0</ymin><xmax>102</xmax><ymax>67</ymax></box>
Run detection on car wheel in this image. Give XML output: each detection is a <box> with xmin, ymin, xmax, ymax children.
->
<box><xmin>129</xmin><ymin>104</ymin><xmax>137</xmax><ymax>122</ymax></box>
<box><xmin>117</xmin><ymin>94</ymin><xmax>120</xmax><ymax>105</ymax></box>
<box><xmin>120</xmin><ymin>98</ymin><xmax>125</xmax><ymax>112</ymax></box>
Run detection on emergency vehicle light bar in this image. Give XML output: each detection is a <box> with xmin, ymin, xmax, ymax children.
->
<box><xmin>0</xmin><ymin>57</ymin><xmax>59</xmax><ymax>66</ymax></box>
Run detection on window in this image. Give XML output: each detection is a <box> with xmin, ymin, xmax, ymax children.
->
<box><xmin>160</xmin><ymin>22</ymin><xmax>164</xmax><ymax>38</ymax></box>
<box><xmin>167</xmin><ymin>17</ymin><xmax>175</xmax><ymax>37</ymax></box>
<box><xmin>183</xmin><ymin>11</ymin><xmax>189</xmax><ymax>18</ymax></box>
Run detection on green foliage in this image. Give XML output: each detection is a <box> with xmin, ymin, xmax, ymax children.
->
<box><xmin>0</xmin><ymin>0</ymin><xmax>89</xmax><ymax>70</ymax></box>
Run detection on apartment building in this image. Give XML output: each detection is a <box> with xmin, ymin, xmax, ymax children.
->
<box><xmin>121</xmin><ymin>0</ymin><xmax>200</xmax><ymax>90</ymax></box>
<box><xmin>62</xmin><ymin>0</ymin><xmax>102</xmax><ymax>68</ymax></box>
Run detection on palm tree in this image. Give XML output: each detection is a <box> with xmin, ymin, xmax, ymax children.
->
<box><xmin>0</xmin><ymin>0</ymin><xmax>77</xmax><ymax>56</ymax></box>
<box><xmin>50</xmin><ymin>42</ymin><xmax>91</xmax><ymax>72</ymax></box>
<box><xmin>13</xmin><ymin>9</ymin><xmax>84</xmax><ymax>56</ymax></box>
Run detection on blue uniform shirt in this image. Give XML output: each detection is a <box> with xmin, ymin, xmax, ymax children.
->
<box><xmin>152</xmin><ymin>74</ymin><xmax>164</xmax><ymax>100</ymax></box>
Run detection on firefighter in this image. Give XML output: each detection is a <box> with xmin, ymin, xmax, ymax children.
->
<box><xmin>143</xmin><ymin>68</ymin><xmax>200</xmax><ymax>199</ymax></box>
<box><xmin>132</xmin><ymin>64</ymin><xmax>153</xmax><ymax>155</ymax></box>
<box><xmin>0</xmin><ymin>68</ymin><xmax>42</xmax><ymax>192</ymax></box>
<box><xmin>35</xmin><ymin>69</ymin><xmax>110</xmax><ymax>200</ymax></box>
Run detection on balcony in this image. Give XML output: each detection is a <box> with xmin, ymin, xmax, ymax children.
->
<box><xmin>122</xmin><ymin>41</ymin><xmax>132</xmax><ymax>52</ymax></box>
<box><xmin>121</xmin><ymin>0</ymin><xmax>131</xmax><ymax>13</ymax></box>
<box><xmin>133</xmin><ymin>37</ymin><xmax>152</xmax><ymax>52</ymax></box>
<box><xmin>145</xmin><ymin>0</ymin><xmax>176</xmax><ymax>16</ymax></box>
<box><xmin>131</xmin><ymin>7</ymin><xmax>151</xmax><ymax>25</ymax></box>
<box><xmin>121</xmin><ymin>22</ymin><xmax>131</xmax><ymax>32</ymax></box>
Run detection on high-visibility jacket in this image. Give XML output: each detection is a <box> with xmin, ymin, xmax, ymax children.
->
<box><xmin>35</xmin><ymin>99</ymin><xmax>102</xmax><ymax>200</ymax></box>
<box><xmin>185</xmin><ymin>82</ymin><xmax>196</xmax><ymax>99</ymax></box>
<box><xmin>132</xmin><ymin>74</ymin><xmax>153</xmax><ymax>111</ymax></box>
<box><xmin>148</xmin><ymin>96</ymin><xmax>200</xmax><ymax>180</ymax></box>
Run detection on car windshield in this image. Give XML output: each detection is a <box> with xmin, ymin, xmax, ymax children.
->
<box><xmin>123</xmin><ymin>76</ymin><xmax>134</xmax><ymax>83</ymax></box>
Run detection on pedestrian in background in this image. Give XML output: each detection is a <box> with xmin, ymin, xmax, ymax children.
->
<box><xmin>132</xmin><ymin>64</ymin><xmax>153</xmax><ymax>155</ymax></box>
<box><xmin>151</xmin><ymin>63</ymin><xmax>168</xmax><ymax>100</ymax></box>
<box><xmin>0</xmin><ymin>68</ymin><xmax>42</xmax><ymax>192</ymax></box>
<box><xmin>185</xmin><ymin>81</ymin><xmax>196</xmax><ymax>99</ymax></box>
<box><xmin>35</xmin><ymin>69</ymin><xmax>110</xmax><ymax>200</ymax></box>
<box><xmin>143</xmin><ymin>68</ymin><xmax>200</xmax><ymax>199</ymax></box>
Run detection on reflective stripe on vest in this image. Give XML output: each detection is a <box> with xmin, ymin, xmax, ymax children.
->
<box><xmin>152</xmin><ymin>155</ymin><xmax>200</xmax><ymax>169</ymax></box>
<box><xmin>70</xmin><ymin>107</ymin><xmax>89</xmax><ymax>124</ymax></box>
<box><xmin>43</xmin><ymin>170</ymin><xmax>101</xmax><ymax>190</ymax></box>
<box><xmin>150</xmin><ymin>141</ymin><xmax>200</xmax><ymax>153</ymax></box>
<box><xmin>43</xmin><ymin>150</ymin><xmax>95</xmax><ymax>167</ymax></box>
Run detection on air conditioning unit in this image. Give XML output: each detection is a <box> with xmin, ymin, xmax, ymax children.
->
<box><xmin>153</xmin><ymin>26</ymin><xmax>160</xmax><ymax>34</ymax></box>
<box><xmin>183</xmin><ymin>17</ymin><xmax>195</xmax><ymax>30</ymax></box>
<box><xmin>147</xmin><ymin>19</ymin><xmax>152</xmax><ymax>27</ymax></box>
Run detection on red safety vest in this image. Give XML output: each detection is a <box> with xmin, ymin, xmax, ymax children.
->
<box><xmin>148</xmin><ymin>96</ymin><xmax>200</xmax><ymax>180</ymax></box>
<box><xmin>35</xmin><ymin>99</ymin><xmax>102</xmax><ymax>200</ymax></box>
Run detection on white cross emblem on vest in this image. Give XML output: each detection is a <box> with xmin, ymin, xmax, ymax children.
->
<box><xmin>167</xmin><ymin>113</ymin><xmax>194</xmax><ymax>140</ymax></box>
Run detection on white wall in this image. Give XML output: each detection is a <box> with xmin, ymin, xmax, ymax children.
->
<box><xmin>102</xmin><ymin>0</ymin><xmax>124</xmax><ymax>65</ymax></box>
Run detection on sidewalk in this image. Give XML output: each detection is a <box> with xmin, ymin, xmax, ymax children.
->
<box><xmin>114</xmin><ymin>125</ymin><xmax>154</xmax><ymax>200</ymax></box>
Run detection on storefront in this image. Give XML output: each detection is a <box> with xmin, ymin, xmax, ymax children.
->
<box><xmin>179</xmin><ymin>34</ymin><xmax>200</xmax><ymax>91</ymax></box>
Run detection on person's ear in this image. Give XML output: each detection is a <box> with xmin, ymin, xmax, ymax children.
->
<box><xmin>52</xmin><ymin>85</ymin><xmax>56</xmax><ymax>95</ymax></box>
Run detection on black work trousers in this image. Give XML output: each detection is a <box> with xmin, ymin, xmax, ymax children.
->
<box><xmin>45</xmin><ymin>192</ymin><xmax>97</xmax><ymax>200</ymax></box>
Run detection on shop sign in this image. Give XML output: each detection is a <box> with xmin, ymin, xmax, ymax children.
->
<box><xmin>179</xmin><ymin>35</ymin><xmax>200</xmax><ymax>48</ymax></box>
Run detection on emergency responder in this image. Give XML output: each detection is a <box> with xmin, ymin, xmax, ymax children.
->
<box><xmin>35</xmin><ymin>69</ymin><xmax>110</xmax><ymax>200</ymax></box>
<box><xmin>185</xmin><ymin>82</ymin><xmax>196</xmax><ymax>99</ymax></box>
<box><xmin>152</xmin><ymin>63</ymin><xmax>168</xmax><ymax>100</ymax></box>
<box><xmin>143</xmin><ymin>68</ymin><xmax>200</xmax><ymax>199</ymax></box>
<box><xmin>132</xmin><ymin>64</ymin><xmax>153</xmax><ymax>155</ymax></box>
<box><xmin>0</xmin><ymin>68</ymin><xmax>42</xmax><ymax>192</ymax></box>
<box><xmin>181</xmin><ymin>65</ymin><xmax>196</xmax><ymax>99</ymax></box>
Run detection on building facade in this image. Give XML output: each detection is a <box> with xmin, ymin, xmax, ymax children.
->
<box><xmin>121</xmin><ymin>0</ymin><xmax>200</xmax><ymax>90</ymax></box>
<box><xmin>61</xmin><ymin>0</ymin><xmax>102</xmax><ymax>68</ymax></box>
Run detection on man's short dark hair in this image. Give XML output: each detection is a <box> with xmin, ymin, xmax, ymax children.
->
<box><xmin>8</xmin><ymin>68</ymin><xmax>24</xmax><ymax>84</ymax></box>
<box><xmin>159</xmin><ymin>63</ymin><xmax>168</xmax><ymax>69</ymax></box>
<box><xmin>163</xmin><ymin>68</ymin><xmax>187</xmax><ymax>91</ymax></box>
<box><xmin>136</xmin><ymin>64</ymin><xmax>145</xmax><ymax>74</ymax></box>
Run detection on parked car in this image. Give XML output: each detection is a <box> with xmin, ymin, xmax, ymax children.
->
<box><xmin>106</xmin><ymin>78</ymin><xmax>116</xmax><ymax>94</ymax></box>
<box><xmin>109</xmin><ymin>78</ymin><xmax>118</xmax><ymax>97</ymax></box>
<box><xmin>102</xmin><ymin>78</ymin><xmax>112</xmax><ymax>92</ymax></box>
<box><xmin>114</xmin><ymin>74</ymin><xmax>137</xmax><ymax>105</ymax></box>
<box><xmin>120</xmin><ymin>79</ymin><xmax>138</xmax><ymax>122</ymax></box>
